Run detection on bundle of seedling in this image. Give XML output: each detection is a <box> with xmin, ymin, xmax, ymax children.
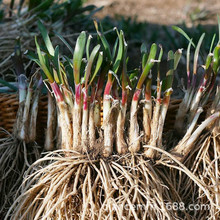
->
<box><xmin>161</xmin><ymin>32</ymin><xmax>220</xmax><ymax>218</ymax></box>
<box><xmin>4</xmin><ymin>21</ymin><xmax>220</xmax><ymax>219</ymax></box>
<box><xmin>0</xmin><ymin>40</ymin><xmax>43</xmax><ymax>215</ymax></box>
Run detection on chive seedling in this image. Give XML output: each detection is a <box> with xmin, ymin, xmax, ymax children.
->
<box><xmin>81</xmin><ymin>44</ymin><xmax>100</xmax><ymax>152</ymax></box>
<box><xmin>116</xmin><ymin>31</ymin><xmax>129</xmax><ymax>154</ymax></box>
<box><xmin>129</xmin><ymin>43</ymin><xmax>157</xmax><ymax>153</ymax></box>
<box><xmin>72</xmin><ymin>31</ymin><xmax>86</xmax><ymax>151</ymax></box>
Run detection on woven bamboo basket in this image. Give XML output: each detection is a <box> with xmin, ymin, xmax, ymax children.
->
<box><xmin>0</xmin><ymin>93</ymin><xmax>210</xmax><ymax>143</ymax></box>
<box><xmin>0</xmin><ymin>93</ymin><xmax>48</xmax><ymax>144</ymax></box>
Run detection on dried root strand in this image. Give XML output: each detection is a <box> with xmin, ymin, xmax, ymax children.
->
<box><xmin>0</xmin><ymin>139</ymin><xmax>40</xmax><ymax>216</ymax></box>
<box><xmin>6</xmin><ymin>151</ymin><xmax>181</xmax><ymax>219</ymax></box>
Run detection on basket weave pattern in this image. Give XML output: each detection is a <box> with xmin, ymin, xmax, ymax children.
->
<box><xmin>0</xmin><ymin>94</ymin><xmax>48</xmax><ymax>143</ymax></box>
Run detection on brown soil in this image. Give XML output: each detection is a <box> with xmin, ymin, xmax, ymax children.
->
<box><xmin>87</xmin><ymin>0</ymin><xmax>220</xmax><ymax>26</ymax></box>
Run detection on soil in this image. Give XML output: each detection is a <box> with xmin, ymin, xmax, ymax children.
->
<box><xmin>86</xmin><ymin>0</ymin><xmax>220</xmax><ymax>26</ymax></box>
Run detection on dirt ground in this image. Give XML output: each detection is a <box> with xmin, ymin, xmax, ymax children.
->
<box><xmin>87</xmin><ymin>0</ymin><xmax>220</xmax><ymax>26</ymax></box>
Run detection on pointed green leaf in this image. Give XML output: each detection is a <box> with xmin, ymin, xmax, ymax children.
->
<box><xmin>186</xmin><ymin>39</ymin><xmax>193</xmax><ymax>75</ymax></box>
<box><xmin>0</xmin><ymin>78</ymin><xmax>17</xmax><ymax>91</ymax></box>
<box><xmin>213</xmin><ymin>44</ymin><xmax>220</xmax><ymax>74</ymax></box>
<box><xmin>89</xmin><ymin>51</ymin><xmax>103</xmax><ymax>85</ymax></box>
<box><xmin>73</xmin><ymin>31</ymin><xmax>86</xmax><ymax>84</ymax></box>
<box><xmin>112</xmin><ymin>37</ymin><xmax>119</xmax><ymax>60</ymax></box>
<box><xmin>55</xmin><ymin>31</ymin><xmax>74</xmax><ymax>54</ymax></box>
<box><xmin>86</xmin><ymin>35</ymin><xmax>93</xmax><ymax>61</ymax></box>
<box><xmin>174</xmin><ymin>49</ymin><xmax>182</xmax><ymax>70</ymax></box>
<box><xmin>137</xmin><ymin>43</ymin><xmax>157</xmax><ymax>89</ymax></box>
<box><xmin>37</xmin><ymin>20</ymin><xmax>55</xmax><ymax>56</ymax></box>
<box><xmin>205</xmin><ymin>53</ymin><xmax>213</xmax><ymax>70</ymax></box>
<box><xmin>122</xmin><ymin>48</ymin><xmax>128</xmax><ymax>90</ymax></box>
<box><xmin>35</xmin><ymin>36</ymin><xmax>53</xmax><ymax>82</ymax></box>
<box><xmin>85</xmin><ymin>44</ymin><xmax>100</xmax><ymax>87</ymax></box>
<box><xmin>94</xmin><ymin>20</ymin><xmax>112</xmax><ymax>61</ymax></box>
<box><xmin>209</xmin><ymin>34</ymin><xmax>216</xmax><ymax>53</ymax></box>
<box><xmin>172</xmin><ymin>25</ymin><xmax>196</xmax><ymax>48</ymax></box>
<box><xmin>113</xmin><ymin>30</ymin><xmax>124</xmax><ymax>73</ymax></box>
<box><xmin>53</xmin><ymin>46</ymin><xmax>63</xmax><ymax>84</ymax></box>
<box><xmin>141</xmin><ymin>43</ymin><xmax>148</xmax><ymax>71</ymax></box>
<box><xmin>26</xmin><ymin>51</ymin><xmax>41</xmax><ymax>67</ymax></box>
<box><xmin>157</xmin><ymin>45</ymin><xmax>163</xmax><ymax>89</ymax></box>
<box><xmin>193</xmin><ymin>33</ymin><xmax>205</xmax><ymax>75</ymax></box>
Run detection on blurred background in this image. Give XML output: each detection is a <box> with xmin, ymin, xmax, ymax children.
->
<box><xmin>86</xmin><ymin>0</ymin><xmax>220</xmax><ymax>26</ymax></box>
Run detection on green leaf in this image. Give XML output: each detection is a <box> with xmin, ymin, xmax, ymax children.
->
<box><xmin>166</xmin><ymin>54</ymin><xmax>174</xmax><ymax>91</ymax></box>
<box><xmin>186</xmin><ymin>39</ymin><xmax>193</xmax><ymax>75</ymax></box>
<box><xmin>112</xmin><ymin>37</ymin><xmax>119</xmax><ymax>60</ymax></box>
<box><xmin>121</xmin><ymin>48</ymin><xmax>128</xmax><ymax>90</ymax></box>
<box><xmin>35</xmin><ymin>37</ymin><xmax>54</xmax><ymax>82</ymax></box>
<box><xmin>213</xmin><ymin>44</ymin><xmax>220</xmax><ymax>74</ymax></box>
<box><xmin>112</xmin><ymin>30</ymin><xmax>125</xmax><ymax>74</ymax></box>
<box><xmin>55</xmin><ymin>31</ymin><xmax>74</xmax><ymax>54</ymax></box>
<box><xmin>174</xmin><ymin>49</ymin><xmax>182</xmax><ymax>70</ymax></box>
<box><xmin>86</xmin><ymin>35</ymin><xmax>93</xmax><ymax>61</ymax></box>
<box><xmin>0</xmin><ymin>78</ymin><xmax>17</xmax><ymax>91</ymax></box>
<box><xmin>53</xmin><ymin>46</ymin><xmax>63</xmax><ymax>84</ymax></box>
<box><xmin>193</xmin><ymin>33</ymin><xmax>205</xmax><ymax>75</ymax></box>
<box><xmin>89</xmin><ymin>51</ymin><xmax>103</xmax><ymax>85</ymax></box>
<box><xmin>141</xmin><ymin>43</ymin><xmax>148</xmax><ymax>71</ymax></box>
<box><xmin>137</xmin><ymin>43</ymin><xmax>157</xmax><ymax>89</ymax></box>
<box><xmin>26</xmin><ymin>51</ymin><xmax>41</xmax><ymax>67</ymax></box>
<box><xmin>84</xmin><ymin>44</ymin><xmax>100</xmax><ymax>87</ymax></box>
<box><xmin>156</xmin><ymin>45</ymin><xmax>163</xmax><ymax>88</ymax></box>
<box><xmin>37</xmin><ymin>20</ymin><xmax>55</xmax><ymax>56</ymax></box>
<box><xmin>209</xmin><ymin>34</ymin><xmax>216</xmax><ymax>53</ymax></box>
<box><xmin>205</xmin><ymin>53</ymin><xmax>212</xmax><ymax>70</ymax></box>
<box><xmin>73</xmin><ymin>31</ymin><xmax>86</xmax><ymax>84</ymax></box>
<box><xmin>94</xmin><ymin>20</ymin><xmax>112</xmax><ymax>61</ymax></box>
<box><xmin>172</xmin><ymin>25</ymin><xmax>196</xmax><ymax>48</ymax></box>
